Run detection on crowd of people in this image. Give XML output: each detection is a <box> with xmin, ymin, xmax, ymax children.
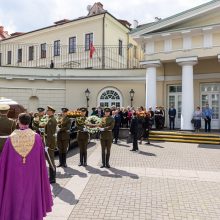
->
<box><xmin>0</xmin><ymin>102</ymin><xmax>215</xmax><ymax>220</ymax></box>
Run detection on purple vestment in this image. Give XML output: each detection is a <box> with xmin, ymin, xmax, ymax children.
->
<box><xmin>0</xmin><ymin>132</ymin><xmax>53</xmax><ymax>220</ymax></box>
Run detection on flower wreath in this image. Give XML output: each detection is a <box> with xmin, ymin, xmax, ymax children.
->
<box><xmin>85</xmin><ymin>116</ymin><xmax>102</xmax><ymax>134</ymax></box>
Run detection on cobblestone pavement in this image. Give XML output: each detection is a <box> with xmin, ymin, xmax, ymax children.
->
<box><xmin>45</xmin><ymin>140</ymin><xmax>220</xmax><ymax>220</ymax></box>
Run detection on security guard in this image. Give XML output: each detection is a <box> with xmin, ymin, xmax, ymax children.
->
<box><xmin>99</xmin><ymin>107</ymin><xmax>115</xmax><ymax>168</ymax></box>
<box><xmin>57</xmin><ymin>108</ymin><xmax>71</xmax><ymax>168</ymax></box>
<box><xmin>45</xmin><ymin>105</ymin><xmax>57</xmax><ymax>183</ymax></box>
<box><xmin>32</xmin><ymin>107</ymin><xmax>45</xmax><ymax>134</ymax></box>
<box><xmin>0</xmin><ymin>104</ymin><xmax>16</xmax><ymax>154</ymax></box>
<box><xmin>76</xmin><ymin>107</ymin><xmax>89</xmax><ymax>166</ymax></box>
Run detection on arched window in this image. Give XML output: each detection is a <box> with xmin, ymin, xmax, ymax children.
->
<box><xmin>98</xmin><ymin>88</ymin><xmax>122</xmax><ymax>108</ymax></box>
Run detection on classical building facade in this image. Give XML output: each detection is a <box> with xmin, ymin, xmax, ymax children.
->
<box><xmin>0</xmin><ymin>3</ymin><xmax>144</xmax><ymax>115</ymax></box>
<box><xmin>0</xmin><ymin>3</ymin><xmax>142</xmax><ymax>69</ymax></box>
<box><xmin>131</xmin><ymin>0</ymin><xmax>220</xmax><ymax>130</ymax></box>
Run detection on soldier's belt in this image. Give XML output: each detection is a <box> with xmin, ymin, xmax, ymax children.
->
<box><xmin>0</xmin><ymin>135</ymin><xmax>9</xmax><ymax>138</ymax></box>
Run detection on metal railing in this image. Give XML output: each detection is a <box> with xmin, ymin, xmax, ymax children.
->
<box><xmin>0</xmin><ymin>43</ymin><xmax>144</xmax><ymax>69</ymax></box>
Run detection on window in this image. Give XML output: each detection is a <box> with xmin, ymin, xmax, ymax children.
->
<box><xmin>169</xmin><ymin>85</ymin><xmax>182</xmax><ymax>93</ymax></box>
<box><xmin>18</xmin><ymin>49</ymin><xmax>22</xmax><ymax>62</ymax></box>
<box><xmin>119</xmin><ymin>40</ymin><xmax>123</xmax><ymax>56</ymax></box>
<box><xmin>54</xmin><ymin>40</ymin><xmax>60</xmax><ymax>56</ymax></box>
<box><xmin>7</xmin><ymin>51</ymin><xmax>12</xmax><ymax>64</ymax></box>
<box><xmin>29</xmin><ymin>46</ymin><xmax>34</xmax><ymax>61</ymax></box>
<box><xmin>69</xmin><ymin>37</ymin><xmax>76</xmax><ymax>53</ymax></box>
<box><xmin>85</xmin><ymin>33</ymin><xmax>93</xmax><ymax>51</ymax></box>
<box><xmin>98</xmin><ymin>88</ymin><xmax>122</xmax><ymax>108</ymax></box>
<box><xmin>41</xmin><ymin>43</ymin><xmax>46</xmax><ymax>58</ymax></box>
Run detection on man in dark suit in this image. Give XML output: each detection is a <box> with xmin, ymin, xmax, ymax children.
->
<box><xmin>168</xmin><ymin>105</ymin><xmax>176</xmax><ymax>130</ymax></box>
<box><xmin>112</xmin><ymin>110</ymin><xmax>121</xmax><ymax>144</ymax></box>
<box><xmin>129</xmin><ymin>111</ymin><xmax>139</xmax><ymax>152</ymax></box>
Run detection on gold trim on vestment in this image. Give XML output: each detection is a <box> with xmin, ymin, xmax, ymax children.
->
<box><xmin>10</xmin><ymin>129</ymin><xmax>36</xmax><ymax>164</ymax></box>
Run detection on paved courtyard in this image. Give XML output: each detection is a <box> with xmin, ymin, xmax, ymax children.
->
<box><xmin>44</xmin><ymin>139</ymin><xmax>220</xmax><ymax>220</ymax></box>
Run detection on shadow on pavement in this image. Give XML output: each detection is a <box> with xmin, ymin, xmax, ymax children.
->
<box><xmin>146</xmin><ymin>143</ymin><xmax>164</xmax><ymax>148</ymax></box>
<box><xmin>137</xmin><ymin>151</ymin><xmax>156</xmax><ymax>157</ymax></box>
<box><xmin>198</xmin><ymin>144</ymin><xmax>220</xmax><ymax>149</ymax></box>
<box><xmin>116</xmin><ymin>143</ymin><xmax>130</xmax><ymax>147</ymax></box>
<box><xmin>85</xmin><ymin>165</ymin><xmax>139</xmax><ymax>179</ymax></box>
<box><xmin>52</xmin><ymin>183</ymin><xmax>78</xmax><ymax>205</ymax></box>
<box><xmin>57</xmin><ymin>166</ymin><xmax>87</xmax><ymax>179</ymax></box>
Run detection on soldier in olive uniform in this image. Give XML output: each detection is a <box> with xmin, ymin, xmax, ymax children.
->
<box><xmin>45</xmin><ymin>106</ymin><xmax>57</xmax><ymax>184</ymax></box>
<box><xmin>57</xmin><ymin>108</ymin><xmax>71</xmax><ymax>168</ymax></box>
<box><xmin>99</xmin><ymin>107</ymin><xmax>115</xmax><ymax>168</ymax></box>
<box><xmin>0</xmin><ymin>104</ymin><xmax>16</xmax><ymax>154</ymax></box>
<box><xmin>76</xmin><ymin>107</ymin><xmax>89</xmax><ymax>166</ymax></box>
<box><xmin>32</xmin><ymin>107</ymin><xmax>45</xmax><ymax>134</ymax></box>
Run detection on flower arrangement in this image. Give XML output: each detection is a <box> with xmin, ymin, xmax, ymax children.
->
<box><xmin>137</xmin><ymin>111</ymin><xmax>151</xmax><ymax>118</ymax></box>
<box><xmin>67</xmin><ymin>110</ymin><xmax>82</xmax><ymax>118</ymax></box>
<box><xmin>39</xmin><ymin>115</ymin><xmax>48</xmax><ymax>127</ymax></box>
<box><xmin>85</xmin><ymin>116</ymin><xmax>102</xmax><ymax>134</ymax></box>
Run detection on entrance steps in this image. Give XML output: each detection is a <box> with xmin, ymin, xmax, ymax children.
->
<box><xmin>149</xmin><ymin>130</ymin><xmax>220</xmax><ymax>145</ymax></box>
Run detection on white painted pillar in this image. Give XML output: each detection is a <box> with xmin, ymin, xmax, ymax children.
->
<box><xmin>176</xmin><ymin>57</ymin><xmax>198</xmax><ymax>130</ymax></box>
<box><xmin>140</xmin><ymin>60</ymin><xmax>161</xmax><ymax>110</ymax></box>
<box><xmin>218</xmin><ymin>54</ymin><xmax>220</xmax><ymax>62</ymax></box>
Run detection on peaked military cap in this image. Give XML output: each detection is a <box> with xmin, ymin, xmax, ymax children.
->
<box><xmin>104</xmin><ymin>107</ymin><xmax>111</xmax><ymax>112</ymax></box>
<box><xmin>37</xmin><ymin>107</ymin><xmax>45</xmax><ymax>112</ymax></box>
<box><xmin>61</xmin><ymin>107</ymin><xmax>69</xmax><ymax>112</ymax></box>
<box><xmin>47</xmin><ymin>105</ymin><xmax>56</xmax><ymax>112</ymax></box>
<box><xmin>0</xmin><ymin>104</ymin><xmax>10</xmax><ymax>111</ymax></box>
<box><xmin>79</xmin><ymin>107</ymin><xmax>87</xmax><ymax>112</ymax></box>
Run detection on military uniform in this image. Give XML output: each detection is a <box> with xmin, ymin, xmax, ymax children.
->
<box><xmin>0</xmin><ymin>104</ymin><xmax>16</xmax><ymax>154</ymax></box>
<box><xmin>100</xmin><ymin>108</ymin><xmax>115</xmax><ymax>168</ymax></box>
<box><xmin>57</xmin><ymin>108</ymin><xmax>71</xmax><ymax>167</ymax></box>
<box><xmin>32</xmin><ymin>108</ymin><xmax>45</xmax><ymax>134</ymax></box>
<box><xmin>45</xmin><ymin>106</ymin><xmax>57</xmax><ymax>183</ymax></box>
<box><xmin>76</xmin><ymin>108</ymin><xmax>89</xmax><ymax>166</ymax></box>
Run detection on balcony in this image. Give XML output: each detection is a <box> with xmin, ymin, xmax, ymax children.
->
<box><xmin>0</xmin><ymin>44</ymin><xmax>143</xmax><ymax>69</ymax></box>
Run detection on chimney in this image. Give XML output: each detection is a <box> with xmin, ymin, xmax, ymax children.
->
<box><xmin>0</xmin><ymin>26</ymin><xmax>4</xmax><ymax>33</ymax></box>
<box><xmin>133</xmin><ymin>20</ymin><xmax>138</xmax><ymax>29</ymax></box>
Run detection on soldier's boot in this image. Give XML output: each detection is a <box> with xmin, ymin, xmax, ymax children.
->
<box><xmin>83</xmin><ymin>152</ymin><xmax>87</xmax><ymax>166</ymax></box>
<box><xmin>62</xmin><ymin>153</ymin><xmax>67</xmax><ymax>168</ymax></box>
<box><xmin>78</xmin><ymin>153</ymin><xmax>83</xmax><ymax>166</ymax></box>
<box><xmin>100</xmin><ymin>153</ymin><xmax>105</xmax><ymax>168</ymax></box>
<box><xmin>49</xmin><ymin>167</ymin><xmax>56</xmax><ymax>184</ymax></box>
<box><xmin>106</xmin><ymin>154</ymin><xmax>111</xmax><ymax>168</ymax></box>
<box><xmin>57</xmin><ymin>153</ymin><xmax>62</xmax><ymax>167</ymax></box>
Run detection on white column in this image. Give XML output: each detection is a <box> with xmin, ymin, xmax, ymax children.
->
<box><xmin>140</xmin><ymin>60</ymin><xmax>161</xmax><ymax>110</ymax></box>
<box><xmin>176</xmin><ymin>57</ymin><xmax>198</xmax><ymax>130</ymax></box>
<box><xmin>218</xmin><ymin>54</ymin><xmax>220</xmax><ymax>62</ymax></box>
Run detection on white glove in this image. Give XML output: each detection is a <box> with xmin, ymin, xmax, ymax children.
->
<box><xmin>83</xmin><ymin>128</ymin><xmax>88</xmax><ymax>132</ymax></box>
<box><xmin>99</xmin><ymin>128</ymin><xmax>104</xmax><ymax>131</ymax></box>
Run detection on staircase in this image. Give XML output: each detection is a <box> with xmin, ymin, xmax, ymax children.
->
<box><xmin>149</xmin><ymin>131</ymin><xmax>220</xmax><ymax>145</ymax></box>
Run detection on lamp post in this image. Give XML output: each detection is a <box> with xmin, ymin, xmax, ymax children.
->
<box><xmin>85</xmin><ymin>88</ymin><xmax>90</xmax><ymax>108</ymax></box>
<box><xmin>129</xmin><ymin>89</ymin><xmax>135</xmax><ymax>107</ymax></box>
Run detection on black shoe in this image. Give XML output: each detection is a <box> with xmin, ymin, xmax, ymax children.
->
<box><xmin>100</xmin><ymin>164</ymin><xmax>105</xmax><ymax>168</ymax></box>
<box><xmin>130</xmin><ymin>149</ymin><xmax>136</xmax><ymax>151</ymax></box>
<box><xmin>106</xmin><ymin>164</ymin><xmax>111</xmax><ymax>168</ymax></box>
<box><xmin>57</xmin><ymin>163</ymin><xmax>62</xmax><ymax>167</ymax></box>
<box><xmin>83</xmin><ymin>163</ymin><xmax>87</xmax><ymax>167</ymax></box>
<box><xmin>78</xmin><ymin>163</ymin><xmax>83</xmax><ymax>166</ymax></box>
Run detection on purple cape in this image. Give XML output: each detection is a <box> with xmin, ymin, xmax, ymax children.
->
<box><xmin>0</xmin><ymin>133</ymin><xmax>53</xmax><ymax>220</ymax></box>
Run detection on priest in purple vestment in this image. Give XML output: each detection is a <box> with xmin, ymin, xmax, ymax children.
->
<box><xmin>0</xmin><ymin>113</ymin><xmax>53</xmax><ymax>220</ymax></box>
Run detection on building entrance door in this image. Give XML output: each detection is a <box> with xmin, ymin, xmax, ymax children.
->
<box><xmin>168</xmin><ymin>85</ymin><xmax>182</xmax><ymax>128</ymax></box>
<box><xmin>201</xmin><ymin>84</ymin><xmax>220</xmax><ymax>129</ymax></box>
